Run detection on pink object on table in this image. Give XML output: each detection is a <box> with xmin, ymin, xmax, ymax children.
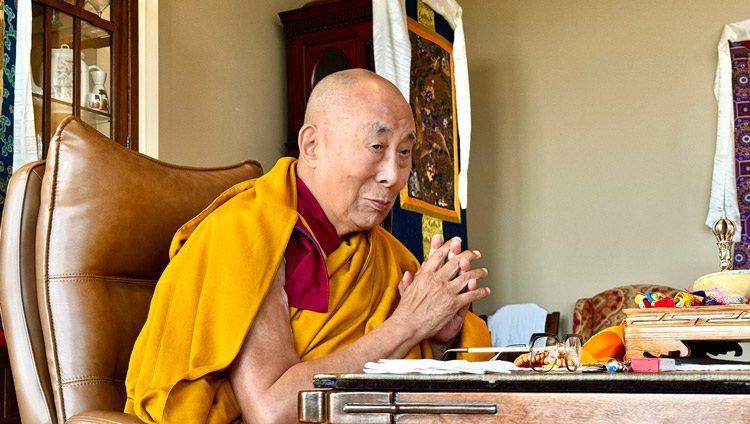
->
<box><xmin>630</xmin><ymin>358</ymin><xmax>676</xmax><ymax>373</ymax></box>
<box><xmin>630</xmin><ymin>358</ymin><xmax>660</xmax><ymax>373</ymax></box>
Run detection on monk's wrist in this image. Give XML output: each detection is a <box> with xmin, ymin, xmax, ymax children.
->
<box><xmin>386</xmin><ymin>312</ymin><xmax>422</xmax><ymax>347</ymax></box>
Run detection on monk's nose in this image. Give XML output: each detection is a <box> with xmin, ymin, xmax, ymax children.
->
<box><xmin>377</xmin><ymin>154</ymin><xmax>400</xmax><ymax>187</ymax></box>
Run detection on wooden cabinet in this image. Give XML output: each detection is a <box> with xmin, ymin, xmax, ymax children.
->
<box><xmin>279</xmin><ymin>0</ymin><xmax>373</xmax><ymax>156</ymax></box>
<box><xmin>30</xmin><ymin>0</ymin><xmax>137</xmax><ymax>156</ymax></box>
<box><xmin>0</xmin><ymin>346</ymin><xmax>18</xmax><ymax>424</ymax></box>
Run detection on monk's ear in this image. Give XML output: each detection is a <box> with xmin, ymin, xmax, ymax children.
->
<box><xmin>298</xmin><ymin>124</ymin><xmax>318</xmax><ymax>166</ymax></box>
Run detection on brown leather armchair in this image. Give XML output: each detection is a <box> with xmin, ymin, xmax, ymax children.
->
<box><xmin>0</xmin><ymin>117</ymin><xmax>262</xmax><ymax>423</ymax></box>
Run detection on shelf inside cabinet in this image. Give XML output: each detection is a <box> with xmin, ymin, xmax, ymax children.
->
<box><xmin>32</xmin><ymin>92</ymin><xmax>110</xmax><ymax>125</ymax></box>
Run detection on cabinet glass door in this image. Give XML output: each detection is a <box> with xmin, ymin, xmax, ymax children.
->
<box><xmin>83</xmin><ymin>0</ymin><xmax>111</xmax><ymax>20</ymax></box>
<box><xmin>30</xmin><ymin>0</ymin><xmax>135</xmax><ymax>156</ymax></box>
<box><xmin>81</xmin><ymin>21</ymin><xmax>111</xmax><ymax>136</ymax></box>
<box><xmin>48</xmin><ymin>11</ymin><xmax>74</xmax><ymax>140</ymax></box>
<box><xmin>31</xmin><ymin>3</ymin><xmax>44</xmax><ymax>148</ymax></box>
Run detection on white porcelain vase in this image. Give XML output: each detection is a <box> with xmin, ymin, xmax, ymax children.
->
<box><xmin>50</xmin><ymin>44</ymin><xmax>88</xmax><ymax>105</ymax></box>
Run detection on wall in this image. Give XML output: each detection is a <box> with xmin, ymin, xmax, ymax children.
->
<box><xmin>156</xmin><ymin>0</ymin><xmax>750</xmax><ymax>331</ymax></box>
<box><xmin>462</xmin><ymin>0</ymin><xmax>750</xmax><ymax>330</ymax></box>
<box><xmin>158</xmin><ymin>0</ymin><xmax>305</xmax><ymax>170</ymax></box>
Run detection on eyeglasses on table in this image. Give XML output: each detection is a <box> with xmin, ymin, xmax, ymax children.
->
<box><xmin>439</xmin><ymin>333</ymin><xmax>584</xmax><ymax>372</ymax></box>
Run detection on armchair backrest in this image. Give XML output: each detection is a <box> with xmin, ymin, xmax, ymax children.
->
<box><xmin>0</xmin><ymin>117</ymin><xmax>262</xmax><ymax>423</ymax></box>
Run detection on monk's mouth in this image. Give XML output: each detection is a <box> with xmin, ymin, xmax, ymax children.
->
<box><xmin>367</xmin><ymin>198</ymin><xmax>392</xmax><ymax>211</ymax></box>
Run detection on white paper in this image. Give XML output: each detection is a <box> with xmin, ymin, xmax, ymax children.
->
<box><xmin>363</xmin><ymin>359</ymin><xmax>512</xmax><ymax>375</ymax></box>
<box><xmin>675</xmin><ymin>363</ymin><xmax>750</xmax><ymax>371</ymax></box>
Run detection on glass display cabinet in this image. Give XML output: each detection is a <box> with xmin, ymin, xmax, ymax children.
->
<box><xmin>30</xmin><ymin>0</ymin><xmax>137</xmax><ymax>157</ymax></box>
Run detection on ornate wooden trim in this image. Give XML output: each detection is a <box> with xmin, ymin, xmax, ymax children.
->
<box><xmin>279</xmin><ymin>0</ymin><xmax>371</xmax><ymax>37</ymax></box>
<box><xmin>624</xmin><ymin>305</ymin><xmax>750</xmax><ymax>358</ymax></box>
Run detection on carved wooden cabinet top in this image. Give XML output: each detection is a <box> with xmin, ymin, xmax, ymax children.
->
<box><xmin>279</xmin><ymin>0</ymin><xmax>372</xmax><ymax>37</ymax></box>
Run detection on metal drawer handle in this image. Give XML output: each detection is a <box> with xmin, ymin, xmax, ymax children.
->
<box><xmin>343</xmin><ymin>402</ymin><xmax>497</xmax><ymax>415</ymax></box>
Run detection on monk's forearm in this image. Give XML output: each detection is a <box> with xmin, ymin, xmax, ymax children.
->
<box><xmin>301</xmin><ymin>314</ymin><xmax>422</xmax><ymax>370</ymax></box>
<box><xmin>261</xmin><ymin>316</ymin><xmax>421</xmax><ymax>423</ymax></box>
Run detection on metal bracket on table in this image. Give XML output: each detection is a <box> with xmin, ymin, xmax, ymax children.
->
<box><xmin>299</xmin><ymin>391</ymin><xmax>497</xmax><ymax>423</ymax></box>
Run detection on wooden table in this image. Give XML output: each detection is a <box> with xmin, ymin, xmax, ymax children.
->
<box><xmin>299</xmin><ymin>372</ymin><xmax>750</xmax><ymax>423</ymax></box>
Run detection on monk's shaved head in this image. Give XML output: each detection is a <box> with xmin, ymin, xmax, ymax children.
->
<box><xmin>297</xmin><ymin>68</ymin><xmax>416</xmax><ymax>236</ymax></box>
<box><xmin>304</xmin><ymin>69</ymin><xmax>410</xmax><ymax>125</ymax></box>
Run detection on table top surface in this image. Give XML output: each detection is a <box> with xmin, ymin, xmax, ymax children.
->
<box><xmin>313</xmin><ymin>371</ymin><xmax>750</xmax><ymax>394</ymax></box>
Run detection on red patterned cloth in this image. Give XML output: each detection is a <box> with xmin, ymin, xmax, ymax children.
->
<box><xmin>572</xmin><ymin>284</ymin><xmax>679</xmax><ymax>341</ymax></box>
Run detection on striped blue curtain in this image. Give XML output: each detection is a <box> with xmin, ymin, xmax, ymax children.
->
<box><xmin>0</xmin><ymin>0</ymin><xmax>17</xmax><ymax>211</ymax></box>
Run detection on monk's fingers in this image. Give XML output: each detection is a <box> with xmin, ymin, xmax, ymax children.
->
<box><xmin>446</xmin><ymin>237</ymin><xmax>461</xmax><ymax>261</ymax></box>
<box><xmin>456</xmin><ymin>250</ymin><xmax>481</xmax><ymax>274</ymax></box>
<box><xmin>457</xmin><ymin>286</ymin><xmax>492</xmax><ymax>308</ymax></box>
<box><xmin>422</xmin><ymin>237</ymin><xmax>460</xmax><ymax>272</ymax></box>
<box><xmin>449</xmin><ymin>268</ymin><xmax>488</xmax><ymax>293</ymax></box>
<box><xmin>428</xmin><ymin>234</ymin><xmax>443</xmax><ymax>258</ymax></box>
<box><xmin>437</xmin><ymin>250</ymin><xmax>482</xmax><ymax>282</ymax></box>
<box><xmin>436</xmin><ymin>256</ymin><xmax>463</xmax><ymax>282</ymax></box>
<box><xmin>398</xmin><ymin>271</ymin><xmax>414</xmax><ymax>296</ymax></box>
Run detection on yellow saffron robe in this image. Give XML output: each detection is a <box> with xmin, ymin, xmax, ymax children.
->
<box><xmin>124</xmin><ymin>157</ymin><xmax>491</xmax><ymax>423</ymax></box>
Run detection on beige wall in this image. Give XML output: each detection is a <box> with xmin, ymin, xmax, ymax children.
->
<box><xmin>463</xmin><ymin>0</ymin><xmax>750</xmax><ymax>330</ymax></box>
<box><xmin>157</xmin><ymin>0</ymin><xmax>750</xmax><ymax>331</ymax></box>
<box><xmin>158</xmin><ymin>0</ymin><xmax>305</xmax><ymax>170</ymax></box>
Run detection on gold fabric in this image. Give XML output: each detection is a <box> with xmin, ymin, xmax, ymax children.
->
<box><xmin>421</xmin><ymin>215</ymin><xmax>444</xmax><ymax>258</ymax></box>
<box><xmin>417</xmin><ymin>0</ymin><xmax>436</xmax><ymax>30</ymax></box>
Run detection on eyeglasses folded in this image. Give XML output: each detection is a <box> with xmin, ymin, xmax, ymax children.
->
<box><xmin>440</xmin><ymin>333</ymin><xmax>584</xmax><ymax>372</ymax></box>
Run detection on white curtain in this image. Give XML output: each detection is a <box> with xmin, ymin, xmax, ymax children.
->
<box><xmin>13</xmin><ymin>0</ymin><xmax>39</xmax><ymax>171</ymax></box>
<box><xmin>706</xmin><ymin>18</ymin><xmax>750</xmax><ymax>241</ymax></box>
<box><xmin>373</xmin><ymin>0</ymin><xmax>411</xmax><ymax>101</ymax></box>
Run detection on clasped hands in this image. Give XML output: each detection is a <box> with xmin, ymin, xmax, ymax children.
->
<box><xmin>393</xmin><ymin>234</ymin><xmax>490</xmax><ymax>346</ymax></box>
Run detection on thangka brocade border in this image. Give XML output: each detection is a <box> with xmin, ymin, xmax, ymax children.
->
<box><xmin>731</xmin><ymin>40</ymin><xmax>750</xmax><ymax>268</ymax></box>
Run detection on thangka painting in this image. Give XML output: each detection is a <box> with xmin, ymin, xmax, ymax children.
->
<box><xmin>400</xmin><ymin>18</ymin><xmax>461</xmax><ymax>223</ymax></box>
<box><xmin>730</xmin><ymin>40</ymin><xmax>750</xmax><ymax>268</ymax></box>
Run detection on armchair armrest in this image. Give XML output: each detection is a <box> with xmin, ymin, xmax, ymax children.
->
<box><xmin>66</xmin><ymin>410</ymin><xmax>143</xmax><ymax>424</ymax></box>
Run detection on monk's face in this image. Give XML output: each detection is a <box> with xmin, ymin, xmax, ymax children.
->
<box><xmin>316</xmin><ymin>84</ymin><xmax>416</xmax><ymax>235</ymax></box>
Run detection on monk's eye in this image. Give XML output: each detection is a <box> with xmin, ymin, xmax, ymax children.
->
<box><xmin>370</xmin><ymin>144</ymin><xmax>385</xmax><ymax>152</ymax></box>
<box><xmin>399</xmin><ymin>149</ymin><xmax>411</xmax><ymax>157</ymax></box>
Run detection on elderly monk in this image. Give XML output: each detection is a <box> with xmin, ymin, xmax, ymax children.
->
<box><xmin>124</xmin><ymin>69</ymin><xmax>491</xmax><ymax>423</ymax></box>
